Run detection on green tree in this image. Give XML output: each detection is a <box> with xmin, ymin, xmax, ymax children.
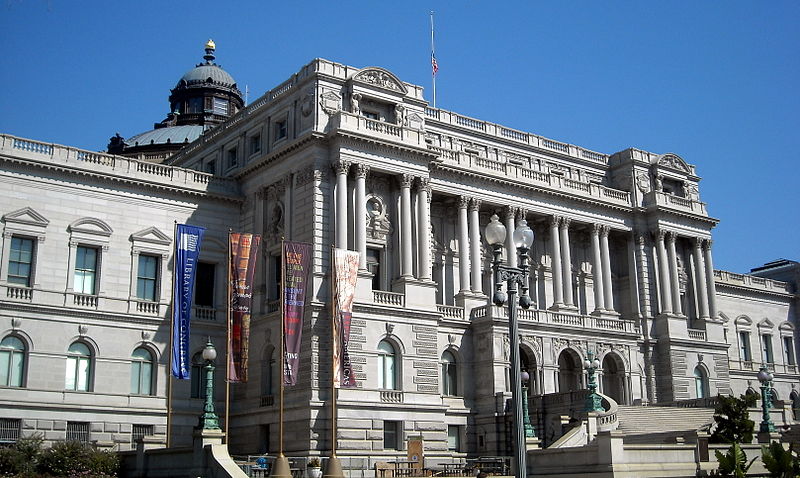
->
<box><xmin>711</xmin><ymin>394</ymin><xmax>757</xmax><ymax>444</ymax></box>
<box><xmin>761</xmin><ymin>441</ymin><xmax>800</xmax><ymax>478</ymax></box>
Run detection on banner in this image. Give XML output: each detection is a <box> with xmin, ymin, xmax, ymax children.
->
<box><xmin>228</xmin><ymin>233</ymin><xmax>262</xmax><ymax>383</ymax></box>
<box><xmin>171</xmin><ymin>224</ymin><xmax>205</xmax><ymax>379</ymax></box>
<box><xmin>332</xmin><ymin>248</ymin><xmax>360</xmax><ymax>388</ymax></box>
<box><xmin>282</xmin><ymin>241</ymin><xmax>312</xmax><ymax>386</ymax></box>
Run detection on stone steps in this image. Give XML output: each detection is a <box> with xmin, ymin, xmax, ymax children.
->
<box><xmin>615</xmin><ymin>405</ymin><xmax>715</xmax><ymax>441</ymax></box>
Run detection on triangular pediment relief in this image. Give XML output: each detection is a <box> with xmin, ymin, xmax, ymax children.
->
<box><xmin>68</xmin><ymin>217</ymin><xmax>113</xmax><ymax>237</ymax></box>
<box><xmin>3</xmin><ymin>207</ymin><xmax>49</xmax><ymax>228</ymax></box>
<box><xmin>130</xmin><ymin>226</ymin><xmax>171</xmax><ymax>246</ymax></box>
<box><xmin>758</xmin><ymin>318</ymin><xmax>775</xmax><ymax>329</ymax></box>
<box><xmin>735</xmin><ymin>315</ymin><xmax>752</xmax><ymax>326</ymax></box>
<box><xmin>352</xmin><ymin>68</ymin><xmax>408</xmax><ymax>94</ymax></box>
<box><xmin>779</xmin><ymin>321</ymin><xmax>795</xmax><ymax>331</ymax></box>
<box><xmin>655</xmin><ymin>153</ymin><xmax>690</xmax><ymax>173</ymax></box>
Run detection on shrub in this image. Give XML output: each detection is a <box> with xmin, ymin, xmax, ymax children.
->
<box><xmin>711</xmin><ymin>394</ymin><xmax>757</xmax><ymax>444</ymax></box>
<box><xmin>0</xmin><ymin>433</ymin><xmax>43</xmax><ymax>476</ymax></box>
<box><xmin>713</xmin><ymin>442</ymin><xmax>756</xmax><ymax>478</ymax></box>
<box><xmin>761</xmin><ymin>441</ymin><xmax>800</xmax><ymax>478</ymax></box>
<box><xmin>38</xmin><ymin>440</ymin><xmax>93</xmax><ymax>476</ymax></box>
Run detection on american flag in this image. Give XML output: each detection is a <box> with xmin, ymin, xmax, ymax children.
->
<box><xmin>431</xmin><ymin>53</ymin><xmax>439</xmax><ymax>76</ymax></box>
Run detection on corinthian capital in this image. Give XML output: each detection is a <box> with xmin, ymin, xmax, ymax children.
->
<box><xmin>334</xmin><ymin>160</ymin><xmax>351</xmax><ymax>176</ymax></box>
<box><xmin>399</xmin><ymin>173</ymin><xmax>414</xmax><ymax>188</ymax></box>
<box><xmin>503</xmin><ymin>205</ymin><xmax>517</xmax><ymax>222</ymax></box>
<box><xmin>469</xmin><ymin>198</ymin><xmax>482</xmax><ymax>212</ymax></box>
<box><xmin>549</xmin><ymin>215</ymin><xmax>561</xmax><ymax>229</ymax></box>
<box><xmin>458</xmin><ymin>196</ymin><xmax>471</xmax><ymax>210</ymax></box>
<box><xmin>354</xmin><ymin>163</ymin><xmax>370</xmax><ymax>179</ymax></box>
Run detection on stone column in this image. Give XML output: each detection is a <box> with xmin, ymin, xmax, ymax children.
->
<box><xmin>655</xmin><ymin>230</ymin><xmax>672</xmax><ymax>314</ymax></box>
<box><xmin>354</xmin><ymin>163</ymin><xmax>369</xmax><ymax>270</ymax></box>
<box><xmin>627</xmin><ymin>234</ymin><xmax>641</xmax><ymax>318</ymax></box>
<box><xmin>416</xmin><ymin>178</ymin><xmax>431</xmax><ymax>280</ymax></box>
<box><xmin>600</xmin><ymin>226</ymin><xmax>615</xmax><ymax>313</ymax></box>
<box><xmin>692</xmin><ymin>238</ymin><xmax>710</xmax><ymax>320</ymax></box>
<box><xmin>549</xmin><ymin>216</ymin><xmax>564</xmax><ymax>308</ymax></box>
<box><xmin>334</xmin><ymin>160</ymin><xmax>350</xmax><ymax>249</ymax></box>
<box><xmin>504</xmin><ymin>206</ymin><xmax>518</xmax><ymax>268</ymax></box>
<box><xmin>590</xmin><ymin>224</ymin><xmax>605</xmax><ymax>313</ymax></box>
<box><xmin>469</xmin><ymin>199</ymin><xmax>482</xmax><ymax>294</ymax></box>
<box><xmin>457</xmin><ymin>197</ymin><xmax>471</xmax><ymax>293</ymax></box>
<box><xmin>399</xmin><ymin>173</ymin><xmax>414</xmax><ymax>278</ymax></box>
<box><xmin>703</xmin><ymin>240</ymin><xmax>718</xmax><ymax>320</ymax></box>
<box><xmin>560</xmin><ymin>218</ymin><xmax>574</xmax><ymax>307</ymax></box>
<box><xmin>666</xmin><ymin>232</ymin><xmax>682</xmax><ymax>316</ymax></box>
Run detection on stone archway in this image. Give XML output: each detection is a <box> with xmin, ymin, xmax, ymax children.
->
<box><xmin>557</xmin><ymin>349</ymin><xmax>582</xmax><ymax>392</ymax></box>
<box><xmin>601</xmin><ymin>353</ymin><xmax>626</xmax><ymax>404</ymax></box>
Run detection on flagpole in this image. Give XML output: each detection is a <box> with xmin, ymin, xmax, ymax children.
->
<box><xmin>166</xmin><ymin>220</ymin><xmax>177</xmax><ymax>448</ymax></box>
<box><xmin>430</xmin><ymin>10</ymin><xmax>436</xmax><ymax>108</ymax></box>
<box><xmin>225</xmin><ymin>229</ymin><xmax>232</xmax><ymax>442</ymax></box>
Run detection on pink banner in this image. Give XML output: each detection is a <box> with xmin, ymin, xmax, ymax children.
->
<box><xmin>228</xmin><ymin>233</ymin><xmax>261</xmax><ymax>383</ymax></box>
<box><xmin>282</xmin><ymin>241</ymin><xmax>311</xmax><ymax>386</ymax></box>
<box><xmin>332</xmin><ymin>248</ymin><xmax>359</xmax><ymax>388</ymax></box>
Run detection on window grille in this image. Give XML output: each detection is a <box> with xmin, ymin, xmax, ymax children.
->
<box><xmin>66</xmin><ymin>421</ymin><xmax>90</xmax><ymax>443</ymax></box>
<box><xmin>131</xmin><ymin>424</ymin><xmax>154</xmax><ymax>444</ymax></box>
<box><xmin>0</xmin><ymin>418</ymin><xmax>21</xmax><ymax>443</ymax></box>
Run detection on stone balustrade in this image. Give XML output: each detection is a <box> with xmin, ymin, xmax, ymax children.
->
<box><xmin>713</xmin><ymin>269</ymin><xmax>792</xmax><ymax>293</ymax></box>
<box><xmin>328</xmin><ymin>112</ymin><xmax>427</xmax><ymax>148</ymax></box>
<box><xmin>471</xmin><ymin>305</ymin><xmax>637</xmax><ymax>334</ymax></box>
<box><xmin>1</xmin><ymin>134</ymin><xmax>240</xmax><ymax>198</ymax></box>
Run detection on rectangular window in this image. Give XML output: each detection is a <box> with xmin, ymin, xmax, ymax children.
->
<box><xmin>66</xmin><ymin>421</ymin><xmax>90</xmax><ymax>443</ymax></box>
<box><xmin>249</xmin><ymin>134</ymin><xmax>261</xmax><ymax>155</ymax></box>
<box><xmin>131</xmin><ymin>424</ymin><xmax>154</xmax><ymax>445</ymax></box>
<box><xmin>739</xmin><ymin>332</ymin><xmax>751</xmax><ymax>362</ymax></box>
<box><xmin>367</xmin><ymin>248</ymin><xmax>381</xmax><ymax>291</ymax></box>
<box><xmin>227</xmin><ymin>148</ymin><xmax>238</xmax><ymax>169</ymax></box>
<box><xmin>204</xmin><ymin>159</ymin><xmax>216</xmax><ymax>175</ymax></box>
<box><xmin>136</xmin><ymin>255</ymin><xmax>158</xmax><ymax>301</ymax></box>
<box><xmin>194</xmin><ymin>262</ymin><xmax>215</xmax><ymax>307</ymax></box>
<box><xmin>762</xmin><ymin>334</ymin><xmax>774</xmax><ymax>364</ymax></box>
<box><xmin>784</xmin><ymin>336</ymin><xmax>796</xmax><ymax>365</ymax></box>
<box><xmin>0</xmin><ymin>418</ymin><xmax>21</xmax><ymax>444</ymax></box>
<box><xmin>74</xmin><ymin>246</ymin><xmax>98</xmax><ymax>294</ymax></box>
<box><xmin>8</xmin><ymin>237</ymin><xmax>34</xmax><ymax>286</ymax></box>
<box><xmin>447</xmin><ymin>425</ymin><xmax>461</xmax><ymax>451</ymax></box>
<box><xmin>212</xmin><ymin>97</ymin><xmax>228</xmax><ymax>115</ymax></box>
<box><xmin>362</xmin><ymin>110</ymin><xmax>379</xmax><ymax>120</ymax></box>
<box><xmin>187</xmin><ymin>97</ymin><xmax>203</xmax><ymax>114</ymax></box>
<box><xmin>383</xmin><ymin>420</ymin><xmax>400</xmax><ymax>450</ymax></box>
<box><xmin>274</xmin><ymin>120</ymin><xmax>287</xmax><ymax>140</ymax></box>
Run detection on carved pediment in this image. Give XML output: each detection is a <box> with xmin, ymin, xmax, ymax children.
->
<box><xmin>68</xmin><ymin>217</ymin><xmax>113</xmax><ymax>236</ymax></box>
<box><xmin>130</xmin><ymin>226</ymin><xmax>172</xmax><ymax>246</ymax></box>
<box><xmin>3</xmin><ymin>207</ymin><xmax>49</xmax><ymax>228</ymax></box>
<box><xmin>655</xmin><ymin>153</ymin><xmax>690</xmax><ymax>173</ymax></box>
<box><xmin>352</xmin><ymin>68</ymin><xmax>408</xmax><ymax>94</ymax></box>
<box><xmin>758</xmin><ymin>318</ymin><xmax>775</xmax><ymax>329</ymax></box>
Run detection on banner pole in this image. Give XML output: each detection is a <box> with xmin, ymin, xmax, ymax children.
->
<box><xmin>166</xmin><ymin>220</ymin><xmax>177</xmax><ymax>448</ymax></box>
<box><xmin>225</xmin><ymin>230</ymin><xmax>232</xmax><ymax>442</ymax></box>
<box><xmin>279</xmin><ymin>239</ymin><xmax>285</xmax><ymax>456</ymax></box>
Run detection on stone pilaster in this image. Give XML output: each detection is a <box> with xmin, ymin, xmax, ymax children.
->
<box><xmin>416</xmin><ymin>178</ymin><xmax>431</xmax><ymax>280</ymax></box>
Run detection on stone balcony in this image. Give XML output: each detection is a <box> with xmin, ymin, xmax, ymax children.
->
<box><xmin>643</xmin><ymin>190</ymin><xmax>708</xmax><ymax>216</ymax></box>
<box><xmin>472</xmin><ymin>305</ymin><xmax>638</xmax><ymax>335</ymax></box>
<box><xmin>713</xmin><ymin>269</ymin><xmax>792</xmax><ymax>293</ymax></box>
<box><xmin>326</xmin><ymin>112</ymin><xmax>428</xmax><ymax>149</ymax></box>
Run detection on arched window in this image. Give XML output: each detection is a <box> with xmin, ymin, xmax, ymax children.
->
<box><xmin>441</xmin><ymin>350</ymin><xmax>457</xmax><ymax>396</ymax></box>
<box><xmin>261</xmin><ymin>349</ymin><xmax>277</xmax><ymax>397</ymax></box>
<box><xmin>0</xmin><ymin>336</ymin><xmax>25</xmax><ymax>387</ymax></box>
<box><xmin>190</xmin><ymin>352</ymin><xmax>207</xmax><ymax>399</ymax></box>
<box><xmin>66</xmin><ymin>342</ymin><xmax>92</xmax><ymax>391</ymax></box>
<box><xmin>694</xmin><ymin>366</ymin><xmax>709</xmax><ymax>398</ymax></box>
<box><xmin>131</xmin><ymin>347</ymin><xmax>154</xmax><ymax>395</ymax></box>
<box><xmin>378</xmin><ymin>340</ymin><xmax>397</xmax><ymax>390</ymax></box>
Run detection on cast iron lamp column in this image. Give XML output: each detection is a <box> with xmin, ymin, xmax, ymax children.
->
<box><xmin>485</xmin><ymin>213</ymin><xmax>534</xmax><ymax>478</ymax></box>
<box><xmin>199</xmin><ymin>338</ymin><xmax>220</xmax><ymax>430</ymax></box>
<box><xmin>520</xmin><ymin>371</ymin><xmax>536</xmax><ymax>439</ymax></box>
<box><xmin>584</xmin><ymin>350</ymin><xmax>603</xmax><ymax>412</ymax></box>
<box><xmin>757</xmin><ymin>365</ymin><xmax>775</xmax><ymax>433</ymax></box>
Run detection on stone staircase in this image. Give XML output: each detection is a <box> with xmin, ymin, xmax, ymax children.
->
<box><xmin>615</xmin><ymin>405</ymin><xmax>715</xmax><ymax>444</ymax></box>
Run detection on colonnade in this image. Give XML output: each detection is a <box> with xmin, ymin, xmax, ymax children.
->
<box><xmin>653</xmin><ymin>230</ymin><xmax>717</xmax><ymax>319</ymax></box>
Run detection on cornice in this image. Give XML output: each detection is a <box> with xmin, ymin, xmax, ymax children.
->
<box><xmin>332</xmin><ymin>130</ymin><xmax>439</xmax><ymax>161</ymax></box>
<box><xmin>715</xmin><ymin>282</ymin><xmax>795</xmax><ymax>300</ymax></box>
<box><xmin>0</xmin><ymin>155</ymin><xmax>243</xmax><ymax>204</ymax></box>
<box><xmin>233</xmin><ymin>132</ymin><xmax>324</xmax><ymax>178</ymax></box>
<box><xmin>0</xmin><ymin>300</ymin><xmax>167</xmax><ymax>327</ymax></box>
<box><xmin>640</xmin><ymin>204</ymin><xmax>719</xmax><ymax>226</ymax></box>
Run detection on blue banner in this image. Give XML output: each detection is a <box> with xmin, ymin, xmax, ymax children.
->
<box><xmin>171</xmin><ymin>224</ymin><xmax>205</xmax><ymax>379</ymax></box>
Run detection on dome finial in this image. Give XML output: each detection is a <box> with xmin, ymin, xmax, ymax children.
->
<box><xmin>203</xmin><ymin>39</ymin><xmax>216</xmax><ymax>64</ymax></box>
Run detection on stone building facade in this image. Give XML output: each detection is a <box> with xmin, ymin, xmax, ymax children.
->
<box><xmin>0</xmin><ymin>55</ymin><xmax>797</xmax><ymax>465</ymax></box>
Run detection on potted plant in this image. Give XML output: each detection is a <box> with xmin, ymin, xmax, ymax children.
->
<box><xmin>307</xmin><ymin>458</ymin><xmax>322</xmax><ymax>478</ymax></box>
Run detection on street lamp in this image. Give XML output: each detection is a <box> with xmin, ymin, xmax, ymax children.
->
<box><xmin>199</xmin><ymin>338</ymin><xmax>220</xmax><ymax>430</ymax></box>
<box><xmin>486</xmin><ymin>213</ymin><xmax>534</xmax><ymax>478</ymax></box>
<box><xmin>584</xmin><ymin>350</ymin><xmax>603</xmax><ymax>412</ymax></box>
<box><xmin>757</xmin><ymin>365</ymin><xmax>775</xmax><ymax>433</ymax></box>
<box><xmin>520</xmin><ymin>371</ymin><xmax>536</xmax><ymax>439</ymax></box>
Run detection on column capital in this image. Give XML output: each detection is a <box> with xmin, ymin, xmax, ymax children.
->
<box><xmin>354</xmin><ymin>162</ymin><xmax>370</xmax><ymax>179</ymax></box>
<box><xmin>590</xmin><ymin>223</ymin><xmax>602</xmax><ymax>236</ymax></box>
<box><xmin>666</xmin><ymin>230</ymin><xmax>678</xmax><ymax>243</ymax></box>
<box><xmin>549</xmin><ymin>215</ymin><xmax>561</xmax><ymax>228</ymax></box>
<box><xmin>458</xmin><ymin>196</ymin><xmax>471</xmax><ymax>209</ymax></box>
<box><xmin>703</xmin><ymin>238</ymin><xmax>714</xmax><ymax>250</ymax></box>
<box><xmin>503</xmin><ymin>205</ymin><xmax>517</xmax><ymax>222</ymax></box>
<box><xmin>416</xmin><ymin>176</ymin><xmax>431</xmax><ymax>192</ymax></box>
<box><xmin>516</xmin><ymin>208</ymin><xmax>528</xmax><ymax>221</ymax></box>
<box><xmin>693</xmin><ymin>237</ymin><xmax>705</xmax><ymax>249</ymax></box>
<box><xmin>560</xmin><ymin>217</ymin><xmax>571</xmax><ymax>229</ymax></box>
<box><xmin>599</xmin><ymin>225</ymin><xmax>610</xmax><ymax>238</ymax></box>
<box><xmin>398</xmin><ymin>173</ymin><xmax>414</xmax><ymax>189</ymax></box>
<box><xmin>334</xmin><ymin>160</ymin><xmax>351</xmax><ymax>176</ymax></box>
<box><xmin>653</xmin><ymin>229</ymin><xmax>667</xmax><ymax>242</ymax></box>
<box><xmin>469</xmin><ymin>198</ymin><xmax>482</xmax><ymax>212</ymax></box>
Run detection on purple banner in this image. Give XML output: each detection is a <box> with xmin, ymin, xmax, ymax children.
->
<box><xmin>282</xmin><ymin>241</ymin><xmax>312</xmax><ymax>386</ymax></box>
<box><xmin>228</xmin><ymin>233</ymin><xmax>261</xmax><ymax>383</ymax></box>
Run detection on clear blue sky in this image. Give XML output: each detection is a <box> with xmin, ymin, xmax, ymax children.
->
<box><xmin>1</xmin><ymin>1</ymin><xmax>797</xmax><ymax>274</ymax></box>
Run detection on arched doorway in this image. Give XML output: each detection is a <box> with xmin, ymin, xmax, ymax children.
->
<box><xmin>557</xmin><ymin>349</ymin><xmax>581</xmax><ymax>392</ymax></box>
<box><xmin>601</xmin><ymin>354</ymin><xmax>626</xmax><ymax>404</ymax></box>
<box><xmin>693</xmin><ymin>366</ymin><xmax>709</xmax><ymax>399</ymax></box>
<box><xmin>521</xmin><ymin>347</ymin><xmax>539</xmax><ymax>395</ymax></box>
